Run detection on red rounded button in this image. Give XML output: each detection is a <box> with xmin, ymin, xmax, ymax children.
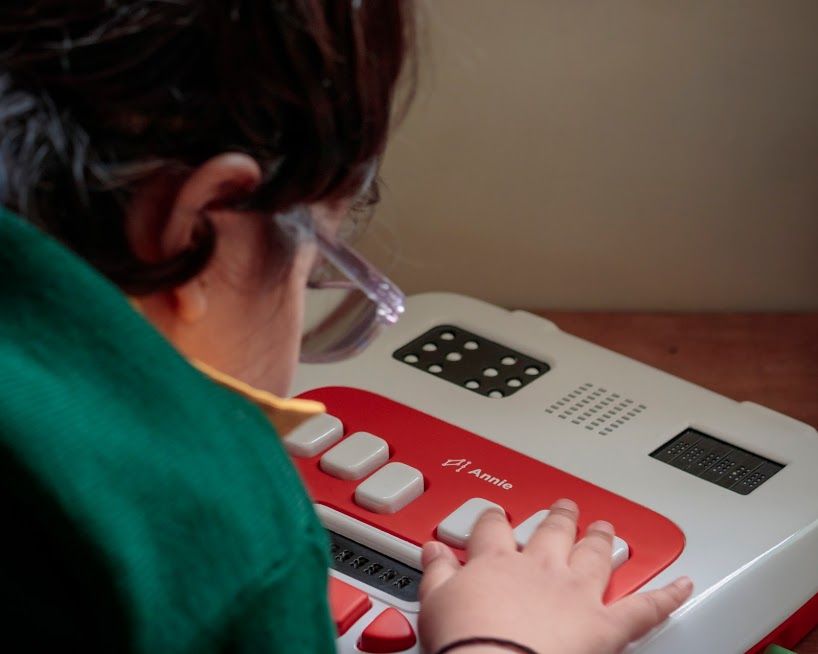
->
<box><xmin>358</xmin><ymin>607</ymin><xmax>417</xmax><ymax>653</ymax></box>
<box><xmin>328</xmin><ymin>577</ymin><xmax>372</xmax><ymax>635</ymax></box>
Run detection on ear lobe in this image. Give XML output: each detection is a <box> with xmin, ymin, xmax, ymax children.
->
<box><xmin>160</xmin><ymin>153</ymin><xmax>263</xmax><ymax>258</ymax></box>
<box><xmin>175</xmin><ymin>277</ymin><xmax>209</xmax><ymax>324</ymax></box>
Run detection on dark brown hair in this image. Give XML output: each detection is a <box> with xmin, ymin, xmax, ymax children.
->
<box><xmin>0</xmin><ymin>0</ymin><xmax>414</xmax><ymax>294</ymax></box>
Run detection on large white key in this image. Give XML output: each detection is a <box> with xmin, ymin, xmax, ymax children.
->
<box><xmin>354</xmin><ymin>462</ymin><xmax>425</xmax><ymax>514</ymax></box>
<box><xmin>320</xmin><ymin>432</ymin><xmax>389</xmax><ymax>480</ymax></box>
<box><xmin>513</xmin><ymin>510</ymin><xmax>630</xmax><ymax>569</ymax></box>
<box><xmin>436</xmin><ymin>498</ymin><xmax>505</xmax><ymax>549</ymax></box>
<box><xmin>283</xmin><ymin>413</ymin><xmax>344</xmax><ymax>457</ymax></box>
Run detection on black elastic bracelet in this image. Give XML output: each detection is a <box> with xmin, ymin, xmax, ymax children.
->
<box><xmin>434</xmin><ymin>636</ymin><xmax>539</xmax><ymax>654</ymax></box>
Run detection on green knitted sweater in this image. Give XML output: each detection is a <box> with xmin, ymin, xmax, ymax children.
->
<box><xmin>0</xmin><ymin>207</ymin><xmax>335</xmax><ymax>652</ymax></box>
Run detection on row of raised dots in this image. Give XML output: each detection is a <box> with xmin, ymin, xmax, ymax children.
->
<box><xmin>401</xmin><ymin>356</ymin><xmax>541</xmax><ymax>380</ymax></box>
<box><xmin>419</xmin><ymin>339</ymin><xmax>479</xmax><ymax>353</ymax></box>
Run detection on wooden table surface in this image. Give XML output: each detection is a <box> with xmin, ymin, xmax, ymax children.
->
<box><xmin>534</xmin><ymin>311</ymin><xmax>818</xmax><ymax>653</ymax></box>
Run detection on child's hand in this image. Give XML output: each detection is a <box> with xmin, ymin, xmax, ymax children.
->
<box><xmin>418</xmin><ymin>499</ymin><xmax>692</xmax><ymax>654</ymax></box>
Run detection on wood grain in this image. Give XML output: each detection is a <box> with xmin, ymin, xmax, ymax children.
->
<box><xmin>531</xmin><ymin>311</ymin><xmax>818</xmax><ymax>653</ymax></box>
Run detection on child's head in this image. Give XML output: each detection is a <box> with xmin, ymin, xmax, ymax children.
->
<box><xmin>0</xmin><ymin>1</ymin><xmax>414</xmax><ymax>290</ymax></box>
<box><xmin>0</xmin><ymin>1</ymin><xmax>414</xmax><ymax>392</ymax></box>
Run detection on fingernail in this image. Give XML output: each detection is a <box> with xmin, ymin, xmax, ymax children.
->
<box><xmin>552</xmin><ymin>498</ymin><xmax>578</xmax><ymax>512</ymax></box>
<box><xmin>674</xmin><ymin>576</ymin><xmax>693</xmax><ymax>592</ymax></box>
<box><xmin>588</xmin><ymin>520</ymin><xmax>614</xmax><ymax>535</ymax></box>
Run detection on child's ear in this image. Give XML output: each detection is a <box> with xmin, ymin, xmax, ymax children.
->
<box><xmin>128</xmin><ymin>153</ymin><xmax>262</xmax><ymax>323</ymax></box>
<box><xmin>159</xmin><ymin>153</ymin><xmax>261</xmax><ymax>260</ymax></box>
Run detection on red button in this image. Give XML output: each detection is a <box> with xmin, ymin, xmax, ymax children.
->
<box><xmin>328</xmin><ymin>577</ymin><xmax>372</xmax><ymax>635</ymax></box>
<box><xmin>358</xmin><ymin>608</ymin><xmax>417</xmax><ymax>653</ymax></box>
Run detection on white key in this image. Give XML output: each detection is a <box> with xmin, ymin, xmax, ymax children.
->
<box><xmin>512</xmin><ymin>509</ymin><xmax>552</xmax><ymax>548</ymax></box>
<box><xmin>611</xmin><ymin>536</ymin><xmax>630</xmax><ymax>569</ymax></box>
<box><xmin>354</xmin><ymin>462</ymin><xmax>424</xmax><ymax>514</ymax></box>
<box><xmin>320</xmin><ymin>432</ymin><xmax>389</xmax><ymax>480</ymax></box>
<box><xmin>283</xmin><ymin>413</ymin><xmax>343</xmax><ymax>458</ymax></box>
<box><xmin>436</xmin><ymin>498</ymin><xmax>505</xmax><ymax>548</ymax></box>
<box><xmin>513</xmin><ymin>510</ymin><xmax>631</xmax><ymax>569</ymax></box>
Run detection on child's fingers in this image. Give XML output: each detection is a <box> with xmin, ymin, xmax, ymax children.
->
<box><xmin>523</xmin><ymin>498</ymin><xmax>579</xmax><ymax>564</ymax></box>
<box><xmin>467</xmin><ymin>508</ymin><xmax>516</xmax><ymax>559</ymax></box>
<box><xmin>608</xmin><ymin>577</ymin><xmax>694</xmax><ymax>642</ymax></box>
<box><xmin>419</xmin><ymin>541</ymin><xmax>460</xmax><ymax>601</ymax></box>
<box><xmin>568</xmin><ymin>520</ymin><xmax>615</xmax><ymax>593</ymax></box>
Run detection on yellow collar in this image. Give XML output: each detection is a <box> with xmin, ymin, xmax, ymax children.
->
<box><xmin>191</xmin><ymin>359</ymin><xmax>325</xmax><ymax>436</ymax></box>
<box><xmin>128</xmin><ymin>298</ymin><xmax>323</xmax><ymax>435</ymax></box>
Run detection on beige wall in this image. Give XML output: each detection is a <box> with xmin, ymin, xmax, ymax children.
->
<box><xmin>366</xmin><ymin>0</ymin><xmax>818</xmax><ymax>310</ymax></box>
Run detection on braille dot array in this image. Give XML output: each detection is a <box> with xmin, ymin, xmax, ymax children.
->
<box><xmin>394</xmin><ymin>326</ymin><xmax>550</xmax><ymax>399</ymax></box>
<box><xmin>544</xmin><ymin>382</ymin><xmax>646</xmax><ymax>435</ymax></box>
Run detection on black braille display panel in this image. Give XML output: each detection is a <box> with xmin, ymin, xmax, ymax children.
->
<box><xmin>393</xmin><ymin>324</ymin><xmax>550</xmax><ymax>398</ymax></box>
<box><xmin>329</xmin><ymin>531</ymin><xmax>421</xmax><ymax>602</ymax></box>
<box><xmin>651</xmin><ymin>428</ymin><xmax>784</xmax><ymax>494</ymax></box>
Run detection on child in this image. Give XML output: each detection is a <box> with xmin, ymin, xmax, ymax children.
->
<box><xmin>0</xmin><ymin>2</ymin><xmax>690</xmax><ymax>652</ymax></box>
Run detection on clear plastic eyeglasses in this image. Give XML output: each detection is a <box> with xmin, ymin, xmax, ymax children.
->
<box><xmin>296</xmin><ymin>212</ymin><xmax>405</xmax><ymax>364</ymax></box>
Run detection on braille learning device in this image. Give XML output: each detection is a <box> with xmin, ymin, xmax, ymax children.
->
<box><xmin>289</xmin><ymin>293</ymin><xmax>818</xmax><ymax>654</ymax></box>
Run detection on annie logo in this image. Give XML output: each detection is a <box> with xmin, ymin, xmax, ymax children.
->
<box><xmin>441</xmin><ymin>458</ymin><xmax>514</xmax><ymax>490</ymax></box>
<box><xmin>442</xmin><ymin>458</ymin><xmax>471</xmax><ymax>472</ymax></box>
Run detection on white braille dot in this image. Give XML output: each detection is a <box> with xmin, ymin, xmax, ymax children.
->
<box><xmin>428</xmin><ymin>364</ymin><xmax>443</xmax><ymax>373</ymax></box>
<box><xmin>422</xmin><ymin>343</ymin><xmax>438</xmax><ymax>352</ymax></box>
<box><xmin>446</xmin><ymin>352</ymin><xmax>463</xmax><ymax>362</ymax></box>
<box><xmin>464</xmin><ymin>341</ymin><xmax>479</xmax><ymax>350</ymax></box>
<box><xmin>507</xmin><ymin>378</ymin><xmax>522</xmax><ymax>388</ymax></box>
<box><xmin>489</xmin><ymin>390</ymin><xmax>504</xmax><ymax>399</ymax></box>
<box><xmin>465</xmin><ymin>380</ymin><xmax>480</xmax><ymax>389</ymax></box>
<box><xmin>440</xmin><ymin>331</ymin><xmax>456</xmax><ymax>341</ymax></box>
<box><xmin>403</xmin><ymin>354</ymin><xmax>419</xmax><ymax>363</ymax></box>
<box><xmin>483</xmin><ymin>367</ymin><xmax>499</xmax><ymax>377</ymax></box>
<box><xmin>501</xmin><ymin>356</ymin><xmax>517</xmax><ymax>365</ymax></box>
<box><xmin>524</xmin><ymin>366</ymin><xmax>540</xmax><ymax>376</ymax></box>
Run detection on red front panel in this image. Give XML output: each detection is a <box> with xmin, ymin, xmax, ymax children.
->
<box><xmin>295</xmin><ymin>387</ymin><xmax>685</xmax><ymax>601</ymax></box>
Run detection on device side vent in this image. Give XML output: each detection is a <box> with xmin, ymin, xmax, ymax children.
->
<box><xmin>545</xmin><ymin>383</ymin><xmax>646</xmax><ymax>435</ymax></box>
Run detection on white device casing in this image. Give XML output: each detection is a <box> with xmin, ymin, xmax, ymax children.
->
<box><xmin>293</xmin><ymin>293</ymin><xmax>818</xmax><ymax>654</ymax></box>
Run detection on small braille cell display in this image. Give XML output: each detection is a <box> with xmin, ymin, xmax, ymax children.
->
<box><xmin>393</xmin><ymin>325</ymin><xmax>550</xmax><ymax>398</ymax></box>
<box><xmin>329</xmin><ymin>531</ymin><xmax>422</xmax><ymax>602</ymax></box>
<box><xmin>650</xmin><ymin>428</ymin><xmax>784</xmax><ymax>495</ymax></box>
